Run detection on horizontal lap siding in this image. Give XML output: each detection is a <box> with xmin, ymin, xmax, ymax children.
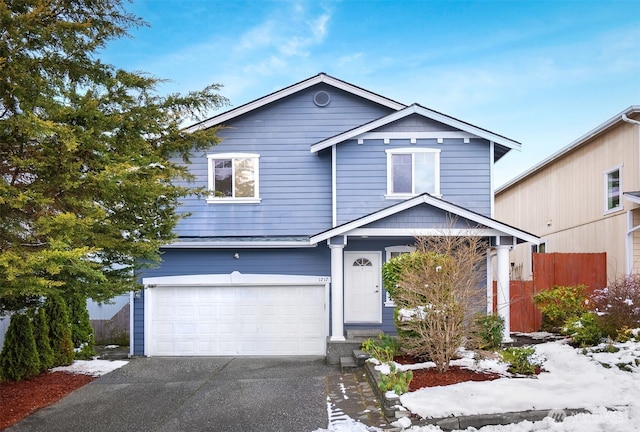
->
<box><xmin>175</xmin><ymin>84</ymin><xmax>392</xmax><ymax>237</ymax></box>
<box><xmin>336</xmin><ymin>128</ymin><xmax>492</xmax><ymax>224</ymax></box>
<box><xmin>140</xmin><ymin>247</ymin><xmax>331</xmax><ymax>278</ymax></box>
<box><xmin>440</xmin><ymin>139</ymin><xmax>491</xmax><ymax>216</ymax></box>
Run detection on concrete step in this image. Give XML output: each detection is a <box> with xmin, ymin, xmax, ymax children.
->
<box><xmin>352</xmin><ymin>349</ymin><xmax>371</xmax><ymax>367</ymax></box>
<box><xmin>340</xmin><ymin>356</ymin><xmax>357</xmax><ymax>373</ymax></box>
<box><xmin>345</xmin><ymin>328</ymin><xmax>383</xmax><ymax>340</ymax></box>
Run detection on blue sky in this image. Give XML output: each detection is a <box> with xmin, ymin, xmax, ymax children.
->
<box><xmin>101</xmin><ymin>0</ymin><xmax>640</xmax><ymax>187</ymax></box>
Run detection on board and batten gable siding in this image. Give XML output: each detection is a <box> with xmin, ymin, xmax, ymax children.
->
<box><xmin>174</xmin><ymin>84</ymin><xmax>394</xmax><ymax>237</ymax></box>
<box><xmin>495</xmin><ymin>118</ymin><xmax>640</xmax><ymax>279</ymax></box>
<box><xmin>361</xmin><ymin>204</ymin><xmax>481</xmax><ymax>229</ymax></box>
<box><xmin>335</xmin><ymin>115</ymin><xmax>492</xmax><ymax>225</ymax></box>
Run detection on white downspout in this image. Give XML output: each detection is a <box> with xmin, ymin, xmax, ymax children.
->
<box><xmin>332</xmin><ymin>144</ymin><xmax>337</xmax><ymax>227</ymax></box>
<box><xmin>490</xmin><ymin>141</ymin><xmax>495</xmax><ymax>218</ymax></box>
<box><xmin>129</xmin><ymin>291</ymin><xmax>134</xmax><ymax>358</ymax></box>
<box><xmin>621</xmin><ymin>114</ymin><xmax>640</xmax><ymax>127</ymax></box>
<box><xmin>622</xmin><ymin>114</ymin><xmax>640</xmax><ymax>275</ymax></box>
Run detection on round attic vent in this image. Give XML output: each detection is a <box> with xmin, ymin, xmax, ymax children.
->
<box><xmin>313</xmin><ymin>90</ymin><xmax>331</xmax><ymax>107</ymax></box>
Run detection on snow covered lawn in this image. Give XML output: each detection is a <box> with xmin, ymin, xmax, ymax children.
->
<box><xmin>51</xmin><ymin>358</ymin><xmax>128</xmax><ymax>377</ymax></box>
<box><xmin>317</xmin><ymin>339</ymin><xmax>640</xmax><ymax>431</ymax></box>
<box><xmin>400</xmin><ymin>340</ymin><xmax>640</xmax><ymax>419</ymax></box>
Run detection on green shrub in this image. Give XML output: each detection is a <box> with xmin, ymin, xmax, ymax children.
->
<box><xmin>614</xmin><ymin>327</ymin><xmax>638</xmax><ymax>343</ymax></box>
<box><xmin>472</xmin><ymin>313</ymin><xmax>505</xmax><ymax>350</ymax></box>
<box><xmin>0</xmin><ymin>313</ymin><xmax>41</xmax><ymax>381</ymax></box>
<box><xmin>382</xmin><ymin>252</ymin><xmax>432</xmax><ymax>301</ymax></box>
<box><xmin>31</xmin><ymin>307</ymin><xmax>55</xmax><ymax>372</ymax></box>
<box><xmin>65</xmin><ymin>292</ymin><xmax>95</xmax><ymax>360</ymax></box>
<box><xmin>362</xmin><ymin>334</ymin><xmax>401</xmax><ymax>364</ymax></box>
<box><xmin>564</xmin><ymin>312</ymin><xmax>604</xmax><ymax>347</ymax></box>
<box><xmin>501</xmin><ymin>346</ymin><xmax>541</xmax><ymax>375</ymax></box>
<box><xmin>45</xmin><ymin>294</ymin><xmax>75</xmax><ymax>366</ymax></box>
<box><xmin>378</xmin><ymin>363</ymin><xmax>413</xmax><ymax>395</ymax></box>
<box><xmin>533</xmin><ymin>285</ymin><xmax>589</xmax><ymax>331</ymax></box>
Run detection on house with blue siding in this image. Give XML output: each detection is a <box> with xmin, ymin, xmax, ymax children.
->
<box><xmin>132</xmin><ymin>73</ymin><xmax>538</xmax><ymax>360</ymax></box>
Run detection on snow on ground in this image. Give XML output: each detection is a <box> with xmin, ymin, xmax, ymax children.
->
<box><xmin>314</xmin><ymin>339</ymin><xmax>640</xmax><ymax>432</ymax></box>
<box><xmin>400</xmin><ymin>340</ymin><xmax>640</xmax><ymax>419</ymax></box>
<box><xmin>51</xmin><ymin>359</ymin><xmax>128</xmax><ymax>377</ymax></box>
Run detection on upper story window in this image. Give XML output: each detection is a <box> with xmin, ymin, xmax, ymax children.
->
<box><xmin>386</xmin><ymin>148</ymin><xmax>441</xmax><ymax>199</ymax></box>
<box><xmin>604</xmin><ymin>165</ymin><xmax>622</xmax><ymax>213</ymax></box>
<box><xmin>207</xmin><ymin>153</ymin><xmax>260</xmax><ymax>204</ymax></box>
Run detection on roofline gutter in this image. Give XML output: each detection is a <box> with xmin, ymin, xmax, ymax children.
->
<box><xmin>497</xmin><ymin>106</ymin><xmax>640</xmax><ymax>194</ymax></box>
<box><xmin>622</xmin><ymin>114</ymin><xmax>640</xmax><ymax>191</ymax></box>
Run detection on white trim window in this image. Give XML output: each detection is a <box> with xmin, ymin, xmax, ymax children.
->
<box><xmin>207</xmin><ymin>153</ymin><xmax>260</xmax><ymax>203</ymax></box>
<box><xmin>386</xmin><ymin>148</ymin><xmax>441</xmax><ymax>198</ymax></box>
<box><xmin>383</xmin><ymin>245</ymin><xmax>416</xmax><ymax>306</ymax></box>
<box><xmin>604</xmin><ymin>165</ymin><xmax>622</xmax><ymax>213</ymax></box>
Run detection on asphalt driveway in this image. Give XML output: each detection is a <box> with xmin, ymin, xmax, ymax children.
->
<box><xmin>7</xmin><ymin>357</ymin><xmax>336</xmax><ymax>432</ymax></box>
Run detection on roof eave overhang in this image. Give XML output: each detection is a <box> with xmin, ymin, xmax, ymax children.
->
<box><xmin>497</xmin><ymin>105</ymin><xmax>640</xmax><ymax>194</ymax></box>
<box><xmin>185</xmin><ymin>73</ymin><xmax>406</xmax><ymax>133</ymax></box>
<box><xmin>309</xmin><ymin>194</ymin><xmax>539</xmax><ymax>245</ymax></box>
<box><xmin>311</xmin><ymin>104</ymin><xmax>521</xmax><ymax>154</ymax></box>
<box><xmin>624</xmin><ymin>192</ymin><xmax>640</xmax><ymax>205</ymax></box>
<box><xmin>162</xmin><ymin>239</ymin><xmax>316</xmax><ymax>249</ymax></box>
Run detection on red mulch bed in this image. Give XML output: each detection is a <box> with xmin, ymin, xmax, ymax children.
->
<box><xmin>394</xmin><ymin>355</ymin><xmax>503</xmax><ymax>392</ymax></box>
<box><xmin>0</xmin><ymin>371</ymin><xmax>95</xmax><ymax>430</ymax></box>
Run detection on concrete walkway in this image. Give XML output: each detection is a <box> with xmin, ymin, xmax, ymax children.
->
<box><xmin>327</xmin><ymin>371</ymin><xmax>397</xmax><ymax>431</ymax></box>
<box><xmin>7</xmin><ymin>357</ymin><xmax>393</xmax><ymax>432</ymax></box>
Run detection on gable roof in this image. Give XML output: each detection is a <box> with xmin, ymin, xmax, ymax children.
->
<box><xmin>184</xmin><ymin>73</ymin><xmax>407</xmax><ymax>132</ymax></box>
<box><xmin>497</xmin><ymin>105</ymin><xmax>640</xmax><ymax>194</ymax></box>
<box><xmin>309</xmin><ymin>193</ymin><xmax>539</xmax><ymax>245</ymax></box>
<box><xmin>310</xmin><ymin>103</ymin><xmax>521</xmax><ymax>158</ymax></box>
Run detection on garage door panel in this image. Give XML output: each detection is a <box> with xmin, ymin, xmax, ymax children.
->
<box><xmin>148</xmin><ymin>284</ymin><xmax>326</xmax><ymax>356</ymax></box>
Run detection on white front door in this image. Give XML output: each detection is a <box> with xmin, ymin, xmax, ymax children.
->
<box><xmin>344</xmin><ymin>252</ymin><xmax>382</xmax><ymax>323</ymax></box>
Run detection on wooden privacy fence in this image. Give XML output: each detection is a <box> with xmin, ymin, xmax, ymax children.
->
<box><xmin>91</xmin><ymin>303</ymin><xmax>130</xmax><ymax>345</ymax></box>
<box><xmin>493</xmin><ymin>252</ymin><xmax>607</xmax><ymax>333</ymax></box>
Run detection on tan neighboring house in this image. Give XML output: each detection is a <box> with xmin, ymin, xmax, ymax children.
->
<box><xmin>495</xmin><ymin>106</ymin><xmax>640</xmax><ymax>281</ymax></box>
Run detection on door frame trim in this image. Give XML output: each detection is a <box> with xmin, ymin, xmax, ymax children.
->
<box><xmin>343</xmin><ymin>251</ymin><xmax>382</xmax><ymax>324</ymax></box>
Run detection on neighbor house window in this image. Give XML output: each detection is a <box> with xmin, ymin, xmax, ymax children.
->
<box><xmin>604</xmin><ymin>165</ymin><xmax>622</xmax><ymax>212</ymax></box>
<box><xmin>207</xmin><ymin>153</ymin><xmax>260</xmax><ymax>203</ymax></box>
<box><xmin>386</xmin><ymin>148</ymin><xmax>441</xmax><ymax>198</ymax></box>
<box><xmin>383</xmin><ymin>245</ymin><xmax>416</xmax><ymax>306</ymax></box>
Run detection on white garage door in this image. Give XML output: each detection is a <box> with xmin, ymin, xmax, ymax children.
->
<box><xmin>145</xmin><ymin>281</ymin><xmax>327</xmax><ymax>356</ymax></box>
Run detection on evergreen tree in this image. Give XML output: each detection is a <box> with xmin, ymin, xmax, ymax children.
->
<box><xmin>65</xmin><ymin>291</ymin><xmax>95</xmax><ymax>359</ymax></box>
<box><xmin>31</xmin><ymin>307</ymin><xmax>55</xmax><ymax>372</ymax></box>
<box><xmin>0</xmin><ymin>0</ymin><xmax>227</xmax><ymax>313</ymax></box>
<box><xmin>44</xmin><ymin>294</ymin><xmax>75</xmax><ymax>367</ymax></box>
<box><xmin>0</xmin><ymin>312</ymin><xmax>40</xmax><ymax>381</ymax></box>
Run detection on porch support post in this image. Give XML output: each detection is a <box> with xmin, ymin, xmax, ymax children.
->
<box><xmin>486</xmin><ymin>248</ymin><xmax>495</xmax><ymax>314</ymax></box>
<box><xmin>495</xmin><ymin>245</ymin><xmax>512</xmax><ymax>342</ymax></box>
<box><xmin>329</xmin><ymin>242</ymin><xmax>346</xmax><ymax>341</ymax></box>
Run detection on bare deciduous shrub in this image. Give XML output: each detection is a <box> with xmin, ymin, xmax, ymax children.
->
<box><xmin>593</xmin><ymin>274</ymin><xmax>640</xmax><ymax>338</ymax></box>
<box><xmin>392</xmin><ymin>234</ymin><xmax>487</xmax><ymax>373</ymax></box>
